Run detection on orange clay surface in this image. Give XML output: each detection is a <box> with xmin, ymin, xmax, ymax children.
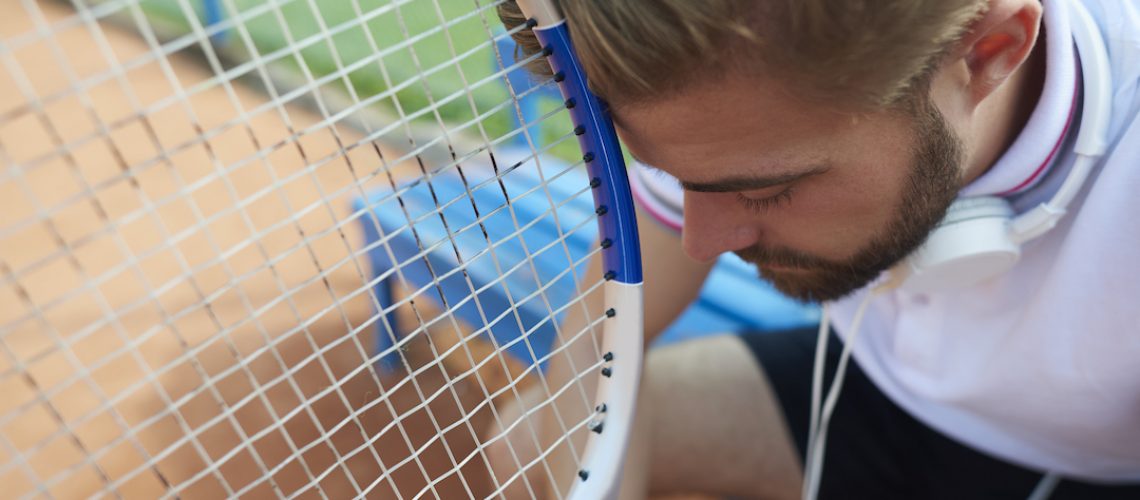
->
<box><xmin>0</xmin><ymin>2</ymin><xmax>535</xmax><ymax>497</ymax></box>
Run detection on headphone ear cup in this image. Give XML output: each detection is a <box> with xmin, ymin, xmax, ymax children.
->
<box><xmin>939</xmin><ymin>196</ymin><xmax>1015</xmax><ymax>225</ymax></box>
<box><xmin>900</xmin><ymin>196</ymin><xmax>1021</xmax><ymax>293</ymax></box>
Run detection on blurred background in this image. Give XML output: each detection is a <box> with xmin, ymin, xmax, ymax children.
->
<box><xmin>1</xmin><ymin>0</ymin><xmax>577</xmax><ymax>496</ymax></box>
<box><xmin>0</xmin><ymin>1</ymin><xmax>814</xmax><ymax>497</ymax></box>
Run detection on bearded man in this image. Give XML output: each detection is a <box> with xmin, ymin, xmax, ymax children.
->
<box><xmin>492</xmin><ymin>1</ymin><xmax>1140</xmax><ymax>498</ymax></box>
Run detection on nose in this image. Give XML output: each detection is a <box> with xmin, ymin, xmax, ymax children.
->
<box><xmin>681</xmin><ymin>191</ymin><xmax>760</xmax><ymax>262</ymax></box>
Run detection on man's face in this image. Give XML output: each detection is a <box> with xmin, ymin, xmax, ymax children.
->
<box><xmin>616</xmin><ymin>77</ymin><xmax>964</xmax><ymax>302</ymax></box>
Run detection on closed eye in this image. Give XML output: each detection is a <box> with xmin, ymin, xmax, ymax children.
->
<box><xmin>735</xmin><ymin>186</ymin><xmax>795</xmax><ymax>213</ymax></box>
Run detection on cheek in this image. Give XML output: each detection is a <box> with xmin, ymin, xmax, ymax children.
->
<box><xmin>768</xmin><ymin>116</ymin><xmax>918</xmax><ymax>260</ymax></box>
<box><xmin>682</xmin><ymin>190</ymin><xmax>761</xmax><ymax>237</ymax></box>
<box><xmin>764</xmin><ymin>165</ymin><xmax>910</xmax><ymax>261</ymax></box>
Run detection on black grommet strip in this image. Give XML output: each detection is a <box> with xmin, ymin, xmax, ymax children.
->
<box><xmin>582</xmin><ymin>152</ymin><xmax>595</xmax><ymax>162</ymax></box>
<box><xmin>596</xmin><ymin>403</ymin><xmax>607</xmax><ymax>413</ymax></box>
<box><xmin>542</xmin><ymin>46</ymin><xmax>553</xmax><ymax>56</ymax></box>
<box><xmin>604</xmin><ymin>271</ymin><xmax>616</xmax><ymax>280</ymax></box>
<box><xmin>605</xmin><ymin>308</ymin><xmax>616</xmax><ymax>317</ymax></box>
<box><xmin>603</xmin><ymin>351</ymin><xmax>614</xmax><ymax>362</ymax></box>
<box><xmin>589</xmin><ymin>177</ymin><xmax>601</xmax><ymax>188</ymax></box>
<box><xmin>553</xmin><ymin>71</ymin><xmax>565</xmax><ymax>82</ymax></box>
<box><xmin>525</xmin><ymin>18</ymin><xmax>538</xmax><ymax>28</ymax></box>
<box><xmin>595</xmin><ymin>205</ymin><xmax>608</xmax><ymax>216</ymax></box>
<box><xmin>591</xmin><ymin>422</ymin><xmax>604</xmax><ymax>434</ymax></box>
<box><xmin>578</xmin><ymin>470</ymin><xmax>589</xmax><ymax>481</ymax></box>
<box><xmin>565</xmin><ymin>97</ymin><xmax>576</xmax><ymax>108</ymax></box>
<box><xmin>601</xmin><ymin>367</ymin><xmax>613</xmax><ymax>377</ymax></box>
<box><xmin>600</xmin><ymin>238</ymin><xmax>612</xmax><ymax>249</ymax></box>
<box><xmin>574</xmin><ymin>125</ymin><xmax>586</xmax><ymax>135</ymax></box>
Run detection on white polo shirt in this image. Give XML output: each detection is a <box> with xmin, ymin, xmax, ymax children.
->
<box><xmin>629</xmin><ymin>0</ymin><xmax>1140</xmax><ymax>482</ymax></box>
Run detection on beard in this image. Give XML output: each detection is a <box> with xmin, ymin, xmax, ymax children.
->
<box><xmin>735</xmin><ymin>98</ymin><xmax>963</xmax><ymax>303</ymax></box>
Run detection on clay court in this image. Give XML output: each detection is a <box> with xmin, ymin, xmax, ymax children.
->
<box><xmin>0</xmin><ymin>1</ymin><xmax>544</xmax><ymax>497</ymax></box>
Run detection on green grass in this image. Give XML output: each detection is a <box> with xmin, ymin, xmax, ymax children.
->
<box><xmin>136</xmin><ymin>0</ymin><xmax>578</xmax><ymax>160</ymax></box>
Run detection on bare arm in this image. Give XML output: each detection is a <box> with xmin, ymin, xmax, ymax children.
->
<box><xmin>635</xmin><ymin>205</ymin><xmax>715</xmax><ymax>341</ymax></box>
<box><xmin>487</xmin><ymin>203</ymin><xmax>712</xmax><ymax>497</ymax></box>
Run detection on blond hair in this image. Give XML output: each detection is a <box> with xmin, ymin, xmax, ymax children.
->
<box><xmin>498</xmin><ymin>0</ymin><xmax>989</xmax><ymax>109</ymax></box>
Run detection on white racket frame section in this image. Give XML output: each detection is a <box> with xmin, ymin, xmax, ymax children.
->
<box><xmin>517</xmin><ymin>1</ymin><xmax>646</xmax><ymax>497</ymax></box>
<box><xmin>569</xmin><ymin>282</ymin><xmax>642</xmax><ymax>499</ymax></box>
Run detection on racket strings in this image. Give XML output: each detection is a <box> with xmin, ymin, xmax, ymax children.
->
<box><xmin>0</xmin><ymin>66</ymin><xmax>562</xmax><ymax>281</ymax></box>
<box><xmin>1</xmin><ymin>133</ymin><xmax>597</xmax><ymax>497</ymax></box>
<box><xmin>0</xmin><ymin>53</ymin><xmax>554</xmax><ymax>255</ymax></box>
<box><xmin>325</xmin><ymin>4</ymin><xmax>523</xmax><ymax>485</ymax></box>
<box><xmin>373</xmin><ymin>4</ymin><xmax>606</xmax><ymax>490</ymax></box>
<box><xmin>0</xmin><ymin>0</ymin><xmax>513</xmax><ymax>129</ymax></box>
<box><xmin>168</xmin><ymin>10</ymin><xmax>393</xmax><ymax>494</ymax></box>
<box><xmin>0</xmin><ymin>104</ymin><xmax>572</xmax><ymax>339</ymax></box>
<box><xmin>0</xmin><ymin>258</ymin><xmax>161</xmax><ymax>496</ymax></box>
<box><xmin>2</xmin><ymin>0</ymin><xmax>611</xmax><ymax>497</ymax></box>
<box><xmin>13</xmin><ymin>4</ymin><xmax>396</xmax><ymax>495</ymax></box>
<box><xmin>3</xmin><ymin>0</ymin><xmax>556</xmax><ymax>353</ymax></box>
<box><xmin>1</xmin><ymin>15</ymin><xmax>542</xmax><ymax>226</ymax></box>
<box><xmin>4</xmin><ymin>4</ymin><xmax>282</xmax><ymax>491</ymax></box>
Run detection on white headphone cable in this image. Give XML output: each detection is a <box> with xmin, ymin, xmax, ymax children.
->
<box><xmin>800</xmin><ymin>280</ymin><xmax>1062</xmax><ymax>500</ymax></box>
<box><xmin>805</xmin><ymin>302</ymin><xmax>832</xmax><ymax>481</ymax></box>
<box><xmin>1028</xmin><ymin>473</ymin><xmax>1061</xmax><ymax>500</ymax></box>
<box><xmin>802</xmin><ymin>279</ymin><xmax>899</xmax><ymax>500</ymax></box>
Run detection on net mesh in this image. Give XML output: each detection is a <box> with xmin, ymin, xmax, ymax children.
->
<box><xmin>0</xmin><ymin>0</ymin><xmax>609</xmax><ymax>497</ymax></box>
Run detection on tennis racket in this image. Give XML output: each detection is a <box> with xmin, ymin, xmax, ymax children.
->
<box><xmin>0</xmin><ymin>0</ymin><xmax>642</xmax><ymax>497</ymax></box>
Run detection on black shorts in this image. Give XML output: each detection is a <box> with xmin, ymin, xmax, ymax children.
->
<box><xmin>741</xmin><ymin>328</ymin><xmax>1140</xmax><ymax>500</ymax></box>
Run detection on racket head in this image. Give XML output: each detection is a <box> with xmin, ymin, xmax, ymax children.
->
<box><xmin>0</xmin><ymin>0</ymin><xmax>641</xmax><ymax>498</ymax></box>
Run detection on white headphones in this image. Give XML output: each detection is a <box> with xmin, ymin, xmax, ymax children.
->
<box><xmin>897</xmin><ymin>0</ymin><xmax>1112</xmax><ymax>294</ymax></box>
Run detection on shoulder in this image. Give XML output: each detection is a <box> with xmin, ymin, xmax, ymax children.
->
<box><xmin>629</xmin><ymin>161</ymin><xmax>685</xmax><ymax>233</ymax></box>
<box><xmin>1076</xmin><ymin>0</ymin><xmax>1140</xmax><ymax>147</ymax></box>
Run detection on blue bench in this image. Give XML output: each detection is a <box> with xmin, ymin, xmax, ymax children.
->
<box><xmin>353</xmin><ymin>147</ymin><xmax>818</xmax><ymax>370</ymax></box>
<box><xmin>353</xmin><ymin>148</ymin><xmax>600</xmax><ymax>368</ymax></box>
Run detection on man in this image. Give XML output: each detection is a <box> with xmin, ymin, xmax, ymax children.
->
<box><xmin>493</xmin><ymin>0</ymin><xmax>1140</xmax><ymax>498</ymax></box>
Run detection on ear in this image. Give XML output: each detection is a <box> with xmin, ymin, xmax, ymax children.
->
<box><xmin>957</xmin><ymin>0</ymin><xmax>1043</xmax><ymax>105</ymax></box>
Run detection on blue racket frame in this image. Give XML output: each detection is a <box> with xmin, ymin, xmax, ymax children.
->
<box><xmin>532</xmin><ymin>23</ymin><xmax>642</xmax><ymax>286</ymax></box>
<box><xmin>529</xmin><ymin>15</ymin><xmax>645</xmax><ymax>499</ymax></box>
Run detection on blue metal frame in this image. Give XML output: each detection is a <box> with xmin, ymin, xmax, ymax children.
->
<box><xmin>533</xmin><ymin>22</ymin><xmax>642</xmax><ymax>284</ymax></box>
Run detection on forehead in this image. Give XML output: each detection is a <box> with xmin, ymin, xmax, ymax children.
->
<box><xmin>613</xmin><ymin>76</ymin><xmax>897</xmax><ymax>179</ymax></box>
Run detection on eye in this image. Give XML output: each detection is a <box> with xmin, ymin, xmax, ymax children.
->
<box><xmin>735</xmin><ymin>186</ymin><xmax>795</xmax><ymax>213</ymax></box>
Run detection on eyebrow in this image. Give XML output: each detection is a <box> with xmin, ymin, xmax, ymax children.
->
<box><xmin>635</xmin><ymin>158</ymin><xmax>830</xmax><ymax>193</ymax></box>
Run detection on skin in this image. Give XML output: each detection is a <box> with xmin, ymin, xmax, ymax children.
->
<box><xmin>486</xmin><ymin>1</ymin><xmax>1047</xmax><ymax>497</ymax></box>
<box><xmin>624</xmin><ymin>90</ymin><xmax>964</xmax><ymax>302</ymax></box>
<box><xmin>616</xmin><ymin>1</ymin><xmax>1044</xmax><ymax>302</ymax></box>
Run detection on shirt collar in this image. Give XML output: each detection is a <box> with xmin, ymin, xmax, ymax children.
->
<box><xmin>959</xmin><ymin>0</ymin><xmax>1080</xmax><ymax>197</ymax></box>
